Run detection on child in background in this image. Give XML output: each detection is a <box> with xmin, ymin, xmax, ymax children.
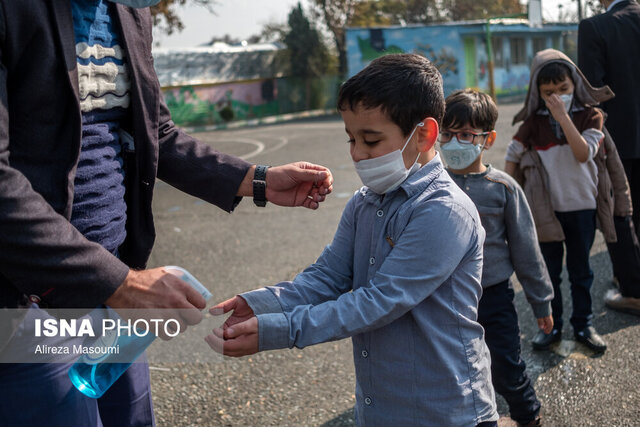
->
<box><xmin>505</xmin><ymin>49</ymin><xmax>614</xmax><ymax>353</ymax></box>
<box><xmin>440</xmin><ymin>89</ymin><xmax>554</xmax><ymax>427</ymax></box>
<box><xmin>206</xmin><ymin>54</ymin><xmax>498</xmax><ymax>426</ymax></box>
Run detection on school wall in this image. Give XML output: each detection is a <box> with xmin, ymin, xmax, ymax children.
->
<box><xmin>346</xmin><ymin>23</ymin><xmax>577</xmax><ymax>100</ymax></box>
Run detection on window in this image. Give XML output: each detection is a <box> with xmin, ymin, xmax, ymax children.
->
<box><xmin>533</xmin><ymin>37</ymin><xmax>547</xmax><ymax>53</ymax></box>
<box><xmin>510</xmin><ymin>37</ymin><xmax>526</xmax><ymax>65</ymax></box>
<box><xmin>491</xmin><ymin>37</ymin><xmax>504</xmax><ymax>67</ymax></box>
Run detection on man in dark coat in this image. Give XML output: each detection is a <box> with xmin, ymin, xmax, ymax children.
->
<box><xmin>579</xmin><ymin>0</ymin><xmax>640</xmax><ymax>315</ymax></box>
<box><xmin>0</xmin><ymin>0</ymin><xmax>333</xmax><ymax>425</ymax></box>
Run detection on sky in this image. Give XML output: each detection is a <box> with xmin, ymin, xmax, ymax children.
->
<box><xmin>152</xmin><ymin>0</ymin><xmax>308</xmax><ymax>49</ymax></box>
<box><xmin>151</xmin><ymin>0</ymin><xmax>592</xmax><ymax>50</ymax></box>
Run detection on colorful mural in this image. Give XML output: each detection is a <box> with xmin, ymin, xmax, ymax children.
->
<box><xmin>347</xmin><ymin>27</ymin><xmax>462</xmax><ymax>95</ymax></box>
<box><xmin>346</xmin><ymin>22</ymin><xmax>577</xmax><ymax>98</ymax></box>
<box><xmin>162</xmin><ymin>76</ymin><xmax>339</xmax><ymax>127</ymax></box>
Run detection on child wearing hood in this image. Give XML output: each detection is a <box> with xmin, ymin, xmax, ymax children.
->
<box><xmin>505</xmin><ymin>49</ymin><xmax>626</xmax><ymax>354</ymax></box>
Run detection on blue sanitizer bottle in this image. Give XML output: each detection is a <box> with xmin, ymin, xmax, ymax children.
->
<box><xmin>68</xmin><ymin>266</ymin><xmax>212</xmax><ymax>398</ymax></box>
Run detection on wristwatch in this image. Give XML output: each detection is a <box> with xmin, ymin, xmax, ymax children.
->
<box><xmin>252</xmin><ymin>164</ymin><xmax>270</xmax><ymax>207</ymax></box>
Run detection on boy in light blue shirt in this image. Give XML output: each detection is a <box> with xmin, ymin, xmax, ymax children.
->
<box><xmin>205</xmin><ymin>54</ymin><xmax>498</xmax><ymax>426</ymax></box>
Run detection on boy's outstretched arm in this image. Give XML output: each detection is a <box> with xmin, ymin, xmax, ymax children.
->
<box><xmin>209</xmin><ymin>204</ymin><xmax>481</xmax><ymax>355</ymax></box>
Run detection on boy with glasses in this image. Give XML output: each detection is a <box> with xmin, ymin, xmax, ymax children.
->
<box><xmin>440</xmin><ymin>89</ymin><xmax>554</xmax><ymax>427</ymax></box>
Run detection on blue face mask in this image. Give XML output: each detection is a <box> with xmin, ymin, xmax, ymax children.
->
<box><xmin>109</xmin><ymin>0</ymin><xmax>161</xmax><ymax>8</ymax></box>
<box><xmin>440</xmin><ymin>137</ymin><xmax>485</xmax><ymax>170</ymax></box>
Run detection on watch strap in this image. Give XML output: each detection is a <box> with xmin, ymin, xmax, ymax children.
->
<box><xmin>253</xmin><ymin>165</ymin><xmax>269</xmax><ymax>207</ymax></box>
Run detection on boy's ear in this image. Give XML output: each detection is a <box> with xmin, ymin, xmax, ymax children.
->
<box><xmin>417</xmin><ymin>117</ymin><xmax>439</xmax><ymax>152</ymax></box>
<box><xmin>484</xmin><ymin>130</ymin><xmax>497</xmax><ymax>150</ymax></box>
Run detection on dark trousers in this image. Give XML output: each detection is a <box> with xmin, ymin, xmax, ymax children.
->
<box><xmin>539</xmin><ymin>210</ymin><xmax>596</xmax><ymax>332</ymax></box>
<box><xmin>0</xmin><ymin>361</ymin><xmax>154</xmax><ymax>426</ymax></box>
<box><xmin>0</xmin><ymin>305</ymin><xmax>155</xmax><ymax>426</ymax></box>
<box><xmin>478</xmin><ymin>280</ymin><xmax>540</xmax><ymax>424</ymax></box>
<box><xmin>622</xmin><ymin>159</ymin><xmax>640</xmax><ymax>241</ymax></box>
<box><xmin>607</xmin><ymin>216</ymin><xmax>640</xmax><ymax>298</ymax></box>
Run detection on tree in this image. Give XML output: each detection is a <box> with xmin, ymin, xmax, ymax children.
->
<box><xmin>285</xmin><ymin>3</ymin><xmax>331</xmax><ymax>78</ymax></box>
<box><xmin>283</xmin><ymin>3</ymin><xmax>336</xmax><ymax>109</ymax></box>
<box><xmin>151</xmin><ymin>0</ymin><xmax>218</xmax><ymax>35</ymax></box>
<box><xmin>309</xmin><ymin>0</ymin><xmax>360</xmax><ymax>77</ymax></box>
<box><xmin>440</xmin><ymin>0</ymin><xmax>525</xmax><ymax>21</ymax></box>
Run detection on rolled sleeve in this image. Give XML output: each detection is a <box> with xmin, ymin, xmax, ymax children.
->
<box><xmin>582</xmin><ymin>128</ymin><xmax>604</xmax><ymax>159</ymax></box>
<box><xmin>505</xmin><ymin>140</ymin><xmax>526</xmax><ymax>163</ymax></box>
<box><xmin>240</xmin><ymin>287</ymin><xmax>283</xmax><ymax>315</ymax></box>
<box><xmin>257</xmin><ymin>312</ymin><xmax>290</xmax><ymax>351</ymax></box>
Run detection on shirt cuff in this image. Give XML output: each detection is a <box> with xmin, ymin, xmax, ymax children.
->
<box><xmin>531</xmin><ymin>301</ymin><xmax>552</xmax><ymax>319</ymax></box>
<box><xmin>257</xmin><ymin>312</ymin><xmax>290</xmax><ymax>351</ymax></box>
<box><xmin>240</xmin><ymin>287</ymin><xmax>283</xmax><ymax>315</ymax></box>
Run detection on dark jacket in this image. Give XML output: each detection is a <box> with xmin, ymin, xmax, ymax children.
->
<box><xmin>578</xmin><ymin>0</ymin><xmax>640</xmax><ymax>159</ymax></box>
<box><xmin>0</xmin><ymin>0</ymin><xmax>252</xmax><ymax>310</ymax></box>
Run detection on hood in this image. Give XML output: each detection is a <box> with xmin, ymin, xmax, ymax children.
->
<box><xmin>512</xmin><ymin>48</ymin><xmax>615</xmax><ymax>125</ymax></box>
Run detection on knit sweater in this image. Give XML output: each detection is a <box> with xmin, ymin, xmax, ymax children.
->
<box><xmin>70</xmin><ymin>0</ymin><xmax>130</xmax><ymax>255</ymax></box>
<box><xmin>447</xmin><ymin>165</ymin><xmax>553</xmax><ymax>318</ymax></box>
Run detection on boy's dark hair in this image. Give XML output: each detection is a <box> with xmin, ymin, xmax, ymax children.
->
<box><xmin>537</xmin><ymin>62</ymin><xmax>574</xmax><ymax>87</ymax></box>
<box><xmin>337</xmin><ymin>53</ymin><xmax>445</xmax><ymax>136</ymax></box>
<box><xmin>442</xmin><ymin>89</ymin><xmax>498</xmax><ymax>132</ymax></box>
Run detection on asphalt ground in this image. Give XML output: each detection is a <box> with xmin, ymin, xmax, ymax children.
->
<box><xmin>146</xmin><ymin>102</ymin><xmax>640</xmax><ymax>426</ymax></box>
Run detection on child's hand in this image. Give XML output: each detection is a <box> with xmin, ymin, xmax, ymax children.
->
<box><xmin>537</xmin><ymin>315</ymin><xmax>554</xmax><ymax>334</ymax></box>
<box><xmin>210</xmin><ymin>295</ymin><xmax>254</xmax><ymax>329</ymax></box>
<box><xmin>543</xmin><ymin>94</ymin><xmax>569</xmax><ymax>122</ymax></box>
<box><xmin>204</xmin><ymin>317</ymin><xmax>259</xmax><ymax>357</ymax></box>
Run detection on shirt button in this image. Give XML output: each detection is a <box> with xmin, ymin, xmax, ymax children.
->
<box><xmin>28</xmin><ymin>295</ymin><xmax>41</xmax><ymax>304</ymax></box>
<box><xmin>465</xmin><ymin>186</ymin><xmax>470</xmax><ymax>190</ymax></box>
<box><xmin>361</xmin><ymin>350</ymin><xmax>368</xmax><ymax>358</ymax></box>
<box><xmin>364</xmin><ymin>397</ymin><xmax>372</xmax><ymax>405</ymax></box>
<box><xmin>369</xmin><ymin>257</ymin><xmax>375</xmax><ymax>265</ymax></box>
<box><xmin>376</xmin><ymin>209</ymin><xmax>384</xmax><ymax>217</ymax></box>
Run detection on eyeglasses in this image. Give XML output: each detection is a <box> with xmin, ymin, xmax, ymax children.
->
<box><xmin>438</xmin><ymin>130</ymin><xmax>490</xmax><ymax>144</ymax></box>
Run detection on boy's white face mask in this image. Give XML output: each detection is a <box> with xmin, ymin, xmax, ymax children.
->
<box><xmin>353</xmin><ymin>123</ymin><xmax>423</xmax><ymax>194</ymax></box>
<box><xmin>559</xmin><ymin>93</ymin><xmax>573</xmax><ymax>112</ymax></box>
<box><xmin>109</xmin><ymin>0</ymin><xmax>161</xmax><ymax>8</ymax></box>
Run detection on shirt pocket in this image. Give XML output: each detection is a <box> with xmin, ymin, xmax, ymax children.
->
<box><xmin>476</xmin><ymin>204</ymin><xmax>504</xmax><ymax>238</ymax></box>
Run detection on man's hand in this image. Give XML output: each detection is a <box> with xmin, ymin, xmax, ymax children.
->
<box><xmin>537</xmin><ymin>315</ymin><xmax>554</xmax><ymax>334</ymax></box>
<box><xmin>237</xmin><ymin>162</ymin><xmax>334</xmax><ymax>209</ymax></box>
<box><xmin>265</xmin><ymin>162</ymin><xmax>333</xmax><ymax>209</ymax></box>
<box><xmin>105</xmin><ymin>268</ymin><xmax>207</xmax><ymax>339</ymax></box>
<box><xmin>204</xmin><ymin>317</ymin><xmax>259</xmax><ymax>357</ymax></box>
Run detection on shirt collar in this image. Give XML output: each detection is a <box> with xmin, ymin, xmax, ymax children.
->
<box><xmin>607</xmin><ymin>0</ymin><xmax>625</xmax><ymax>12</ymax></box>
<box><xmin>448</xmin><ymin>164</ymin><xmax>492</xmax><ymax>179</ymax></box>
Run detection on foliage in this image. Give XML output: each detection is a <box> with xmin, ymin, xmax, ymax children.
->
<box><xmin>150</xmin><ymin>0</ymin><xmax>217</xmax><ymax>35</ymax></box>
<box><xmin>284</xmin><ymin>3</ymin><xmax>334</xmax><ymax>79</ymax></box>
<box><xmin>439</xmin><ymin>0</ymin><xmax>525</xmax><ymax>21</ymax></box>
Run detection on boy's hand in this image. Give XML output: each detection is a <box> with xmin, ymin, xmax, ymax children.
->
<box><xmin>543</xmin><ymin>94</ymin><xmax>569</xmax><ymax>122</ymax></box>
<box><xmin>537</xmin><ymin>315</ymin><xmax>554</xmax><ymax>334</ymax></box>
<box><xmin>204</xmin><ymin>317</ymin><xmax>259</xmax><ymax>357</ymax></box>
<box><xmin>210</xmin><ymin>295</ymin><xmax>254</xmax><ymax>329</ymax></box>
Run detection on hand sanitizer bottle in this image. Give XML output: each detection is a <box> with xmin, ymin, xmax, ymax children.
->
<box><xmin>68</xmin><ymin>266</ymin><xmax>212</xmax><ymax>398</ymax></box>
